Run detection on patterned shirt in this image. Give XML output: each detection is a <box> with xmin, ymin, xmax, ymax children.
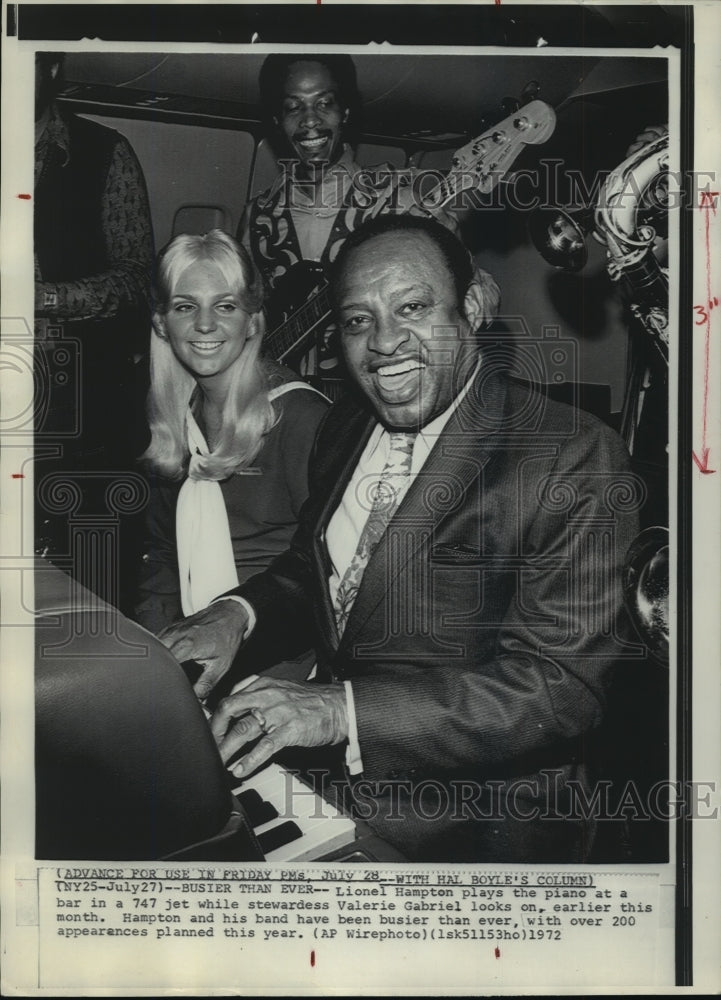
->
<box><xmin>238</xmin><ymin>146</ymin><xmax>461</xmax><ymax>286</ymax></box>
<box><xmin>34</xmin><ymin>104</ymin><xmax>154</xmax><ymax>320</ymax></box>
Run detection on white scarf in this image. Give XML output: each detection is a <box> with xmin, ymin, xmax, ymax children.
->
<box><xmin>176</xmin><ymin>382</ymin><xmax>325</xmax><ymax>616</ymax></box>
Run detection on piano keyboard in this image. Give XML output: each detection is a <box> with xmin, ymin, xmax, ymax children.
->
<box><xmin>229</xmin><ymin>762</ymin><xmax>356</xmax><ymax>862</ymax></box>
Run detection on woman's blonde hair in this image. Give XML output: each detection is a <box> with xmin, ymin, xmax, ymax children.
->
<box><xmin>142</xmin><ymin>230</ymin><xmax>276</xmax><ymax>481</ymax></box>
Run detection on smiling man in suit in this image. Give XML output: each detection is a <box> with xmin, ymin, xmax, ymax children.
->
<box><xmin>160</xmin><ymin>214</ymin><xmax>640</xmax><ymax>862</ymax></box>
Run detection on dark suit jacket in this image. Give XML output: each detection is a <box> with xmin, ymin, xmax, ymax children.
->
<box><xmin>237</xmin><ymin>370</ymin><xmax>642</xmax><ymax>862</ymax></box>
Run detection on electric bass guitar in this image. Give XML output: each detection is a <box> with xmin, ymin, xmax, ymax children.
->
<box><xmin>263</xmin><ymin>100</ymin><xmax>556</xmax><ymax>369</ymax></box>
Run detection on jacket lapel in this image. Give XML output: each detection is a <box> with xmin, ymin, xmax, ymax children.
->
<box><xmin>338</xmin><ymin>370</ymin><xmax>509</xmax><ymax>652</ymax></box>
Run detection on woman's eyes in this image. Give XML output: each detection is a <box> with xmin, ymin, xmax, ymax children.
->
<box><xmin>171</xmin><ymin>301</ymin><xmax>238</xmax><ymax>314</ymax></box>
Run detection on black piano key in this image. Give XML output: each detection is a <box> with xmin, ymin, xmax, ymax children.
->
<box><xmin>236</xmin><ymin>789</ymin><xmax>279</xmax><ymax>827</ymax></box>
<box><xmin>257</xmin><ymin>821</ymin><xmax>304</xmax><ymax>854</ymax></box>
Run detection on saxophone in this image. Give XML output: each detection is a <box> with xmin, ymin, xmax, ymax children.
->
<box><xmin>594</xmin><ymin>131</ymin><xmax>670</xmax><ymax>664</ymax></box>
<box><xmin>529</xmin><ymin>131</ymin><xmax>671</xmax><ymax>662</ymax></box>
<box><xmin>529</xmin><ymin>129</ymin><xmax>670</xmax><ymax>376</ymax></box>
<box><xmin>529</xmin><ymin>130</ymin><xmax>670</xmax><ymax>664</ymax></box>
<box><xmin>592</xmin><ymin>131</ymin><xmax>670</xmax><ymax>365</ymax></box>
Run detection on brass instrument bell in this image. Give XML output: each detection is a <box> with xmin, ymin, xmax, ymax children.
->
<box><xmin>622</xmin><ymin>526</ymin><xmax>669</xmax><ymax>665</ymax></box>
<box><xmin>528</xmin><ymin>206</ymin><xmax>590</xmax><ymax>272</ymax></box>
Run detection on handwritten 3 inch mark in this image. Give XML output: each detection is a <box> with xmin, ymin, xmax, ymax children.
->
<box><xmin>694</xmin><ymin>296</ymin><xmax>719</xmax><ymax>325</ymax></box>
<box><xmin>692</xmin><ymin>189</ymin><xmax>718</xmax><ymax>474</ymax></box>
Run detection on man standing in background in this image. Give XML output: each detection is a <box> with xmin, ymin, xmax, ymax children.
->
<box><xmin>238</xmin><ymin>54</ymin><xmax>499</xmax><ymax>386</ymax></box>
<box><xmin>34</xmin><ymin>53</ymin><xmax>154</xmax><ymax>608</ymax></box>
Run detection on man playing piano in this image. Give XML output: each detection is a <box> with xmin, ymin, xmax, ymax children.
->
<box><xmin>160</xmin><ymin>215</ymin><xmax>639</xmax><ymax>863</ymax></box>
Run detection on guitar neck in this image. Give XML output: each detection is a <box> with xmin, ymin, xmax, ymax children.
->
<box><xmin>267</xmin><ymin>283</ymin><xmax>332</xmax><ymax>362</ymax></box>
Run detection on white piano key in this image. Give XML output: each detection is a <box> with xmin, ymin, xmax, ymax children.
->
<box><xmin>233</xmin><ymin>762</ymin><xmax>355</xmax><ymax>862</ymax></box>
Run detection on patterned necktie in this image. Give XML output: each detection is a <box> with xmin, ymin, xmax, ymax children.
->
<box><xmin>333</xmin><ymin>432</ymin><xmax>416</xmax><ymax>635</ymax></box>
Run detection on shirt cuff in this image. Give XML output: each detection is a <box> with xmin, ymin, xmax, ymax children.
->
<box><xmin>212</xmin><ymin>594</ymin><xmax>256</xmax><ymax>638</ymax></box>
<box><xmin>343</xmin><ymin>680</ymin><xmax>364</xmax><ymax>776</ymax></box>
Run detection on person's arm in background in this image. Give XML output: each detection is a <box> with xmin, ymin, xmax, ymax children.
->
<box><xmin>625</xmin><ymin>124</ymin><xmax>668</xmax><ymax>158</ymax></box>
<box><xmin>35</xmin><ymin>136</ymin><xmax>154</xmax><ymax>321</ymax></box>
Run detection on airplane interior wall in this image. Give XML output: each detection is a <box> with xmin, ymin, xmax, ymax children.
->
<box><xmin>82</xmin><ymin>114</ymin><xmax>255</xmax><ymax>248</ymax></box>
<box><xmin>474</xmin><ymin>227</ymin><xmax>630</xmax><ymax>415</ymax></box>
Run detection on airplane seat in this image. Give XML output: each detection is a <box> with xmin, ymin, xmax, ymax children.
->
<box><xmin>249</xmin><ymin>138</ymin><xmax>279</xmax><ymax>200</ymax></box>
<box><xmin>34</xmin><ymin>561</ymin><xmax>264</xmax><ymax>861</ymax></box>
<box><xmin>171</xmin><ymin>204</ymin><xmax>232</xmax><ymax>239</ymax></box>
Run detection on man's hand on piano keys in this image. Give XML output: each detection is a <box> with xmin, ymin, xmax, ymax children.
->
<box><xmin>210</xmin><ymin>677</ymin><xmax>349</xmax><ymax>778</ymax></box>
<box><xmin>157</xmin><ymin>600</ymin><xmax>250</xmax><ymax>700</ymax></box>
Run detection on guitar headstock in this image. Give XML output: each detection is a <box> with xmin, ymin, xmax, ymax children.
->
<box><xmin>441</xmin><ymin>100</ymin><xmax>557</xmax><ymax>201</ymax></box>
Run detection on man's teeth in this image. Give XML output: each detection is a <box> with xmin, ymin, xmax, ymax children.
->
<box><xmin>299</xmin><ymin>136</ymin><xmax>328</xmax><ymax>149</ymax></box>
<box><xmin>377</xmin><ymin>361</ymin><xmax>425</xmax><ymax>378</ymax></box>
<box><xmin>191</xmin><ymin>342</ymin><xmax>223</xmax><ymax>351</ymax></box>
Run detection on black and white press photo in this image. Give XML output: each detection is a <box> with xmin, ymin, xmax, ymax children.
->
<box><xmin>1</xmin><ymin>2</ymin><xmax>719</xmax><ymax>995</ymax></box>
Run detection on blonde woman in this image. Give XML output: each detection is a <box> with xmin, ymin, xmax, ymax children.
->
<box><xmin>135</xmin><ymin>230</ymin><xmax>328</xmax><ymax>645</ymax></box>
